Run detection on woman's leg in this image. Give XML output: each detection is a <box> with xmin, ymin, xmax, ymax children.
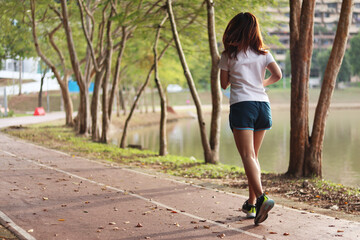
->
<box><xmin>248</xmin><ymin>130</ymin><xmax>267</xmax><ymax>203</ymax></box>
<box><xmin>233</xmin><ymin>129</ymin><xmax>263</xmax><ymax>199</ymax></box>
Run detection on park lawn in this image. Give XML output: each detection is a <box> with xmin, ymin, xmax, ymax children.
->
<box><xmin>2</xmin><ymin>119</ymin><xmax>360</xmax><ymax>219</ymax></box>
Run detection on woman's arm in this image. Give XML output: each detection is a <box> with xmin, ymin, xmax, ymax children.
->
<box><xmin>263</xmin><ymin>62</ymin><xmax>282</xmax><ymax>87</ymax></box>
<box><xmin>220</xmin><ymin>69</ymin><xmax>230</xmax><ymax>89</ymax></box>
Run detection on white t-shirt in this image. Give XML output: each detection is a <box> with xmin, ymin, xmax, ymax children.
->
<box><xmin>218</xmin><ymin>49</ymin><xmax>275</xmax><ymax>105</ymax></box>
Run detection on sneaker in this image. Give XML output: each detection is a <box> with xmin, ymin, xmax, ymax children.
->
<box><xmin>242</xmin><ymin>200</ymin><xmax>256</xmax><ymax>218</ymax></box>
<box><xmin>254</xmin><ymin>194</ymin><xmax>274</xmax><ymax>225</ymax></box>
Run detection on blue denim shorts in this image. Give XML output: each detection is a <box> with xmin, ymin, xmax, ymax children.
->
<box><xmin>229</xmin><ymin>101</ymin><xmax>272</xmax><ymax>132</ymax></box>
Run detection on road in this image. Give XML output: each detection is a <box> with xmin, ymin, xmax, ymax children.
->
<box><xmin>0</xmin><ymin>115</ymin><xmax>359</xmax><ymax>240</ymax></box>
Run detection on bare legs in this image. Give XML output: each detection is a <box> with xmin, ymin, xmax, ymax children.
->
<box><xmin>233</xmin><ymin>130</ymin><xmax>266</xmax><ymax>205</ymax></box>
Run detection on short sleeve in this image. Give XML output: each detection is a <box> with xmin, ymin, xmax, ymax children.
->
<box><xmin>218</xmin><ymin>52</ymin><xmax>229</xmax><ymax>71</ymax></box>
<box><xmin>265</xmin><ymin>51</ymin><xmax>275</xmax><ymax>66</ymax></box>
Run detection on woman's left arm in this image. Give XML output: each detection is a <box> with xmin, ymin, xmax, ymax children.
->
<box><xmin>220</xmin><ymin>69</ymin><xmax>230</xmax><ymax>89</ymax></box>
<box><xmin>263</xmin><ymin>62</ymin><xmax>282</xmax><ymax>87</ymax></box>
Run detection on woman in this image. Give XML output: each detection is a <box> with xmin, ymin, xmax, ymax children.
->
<box><xmin>219</xmin><ymin>12</ymin><xmax>282</xmax><ymax>225</ymax></box>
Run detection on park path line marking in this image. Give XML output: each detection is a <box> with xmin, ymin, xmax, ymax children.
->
<box><xmin>0</xmin><ymin>210</ymin><xmax>36</xmax><ymax>240</ymax></box>
<box><xmin>1</xmin><ymin>149</ymin><xmax>269</xmax><ymax>240</ymax></box>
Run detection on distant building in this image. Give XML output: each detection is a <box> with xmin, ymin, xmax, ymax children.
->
<box><xmin>267</xmin><ymin>0</ymin><xmax>360</xmax><ymax>84</ymax></box>
<box><xmin>0</xmin><ymin>58</ymin><xmax>59</xmax><ymax>95</ymax></box>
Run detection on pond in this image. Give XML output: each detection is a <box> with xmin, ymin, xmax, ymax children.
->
<box><xmin>112</xmin><ymin>108</ymin><xmax>360</xmax><ymax>187</ymax></box>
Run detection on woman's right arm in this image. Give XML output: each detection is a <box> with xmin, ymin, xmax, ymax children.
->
<box><xmin>263</xmin><ymin>62</ymin><xmax>282</xmax><ymax>87</ymax></box>
<box><xmin>220</xmin><ymin>69</ymin><xmax>230</xmax><ymax>89</ymax></box>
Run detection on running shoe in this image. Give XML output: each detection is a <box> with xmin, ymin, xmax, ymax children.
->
<box><xmin>242</xmin><ymin>199</ymin><xmax>256</xmax><ymax>219</ymax></box>
<box><xmin>254</xmin><ymin>194</ymin><xmax>274</xmax><ymax>225</ymax></box>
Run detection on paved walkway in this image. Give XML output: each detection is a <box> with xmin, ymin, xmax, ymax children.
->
<box><xmin>0</xmin><ymin>116</ymin><xmax>359</xmax><ymax>240</ymax></box>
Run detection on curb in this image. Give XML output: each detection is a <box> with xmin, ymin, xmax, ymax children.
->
<box><xmin>0</xmin><ymin>211</ymin><xmax>36</xmax><ymax>240</ymax></box>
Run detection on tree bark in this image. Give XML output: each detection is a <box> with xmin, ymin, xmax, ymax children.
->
<box><xmin>108</xmin><ymin>27</ymin><xmax>128</xmax><ymax>121</ymax></box>
<box><xmin>91</xmin><ymin>68</ymin><xmax>105</xmax><ymax>141</ymax></box>
<box><xmin>287</xmin><ymin>0</ymin><xmax>316</xmax><ymax>177</ymax></box>
<box><xmin>167</xmin><ymin>0</ymin><xmax>213</xmax><ymax>163</ymax></box>
<box><xmin>100</xmin><ymin>9</ymin><xmax>114</xmax><ymax>143</ymax></box>
<box><xmin>287</xmin><ymin>0</ymin><xmax>352</xmax><ymax>177</ymax></box>
<box><xmin>61</xmin><ymin>0</ymin><xmax>89</xmax><ymax>134</ymax></box>
<box><xmin>153</xmin><ymin>15</ymin><xmax>168</xmax><ymax>156</ymax></box>
<box><xmin>206</xmin><ymin>0</ymin><xmax>222</xmax><ymax>163</ymax></box>
<box><xmin>18</xmin><ymin>58</ymin><xmax>22</xmax><ymax>96</ymax></box>
<box><xmin>305</xmin><ymin>0</ymin><xmax>353</xmax><ymax>177</ymax></box>
<box><xmin>38</xmin><ymin>68</ymin><xmax>46</xmax><ymax>107</ymax></box>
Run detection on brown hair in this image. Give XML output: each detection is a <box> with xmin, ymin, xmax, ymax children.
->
<box><xmin>222</xmin><ymin>12</ymin><xmax>267</xmax><ymax>59</ymax></box>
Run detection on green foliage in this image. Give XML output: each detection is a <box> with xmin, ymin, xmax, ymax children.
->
<box><xmin>316</xmin><ymin>48</ymin><xmax>351</xmax><ymax>83</ymax></box>
<box><xmin>0</xmin><ymin>1</ymin><xmax>36</xmax><ymax>60</ymax></box>
<box><xmin>349</xmin><ymin>32</ymin><xmax>360</xmax><ymax>76</ymax></box>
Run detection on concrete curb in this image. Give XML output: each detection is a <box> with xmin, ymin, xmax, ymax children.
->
<box><xmin>0</xmin><ymin>210</ymin><xmax>36</xmax><ymax>240</ymax></box>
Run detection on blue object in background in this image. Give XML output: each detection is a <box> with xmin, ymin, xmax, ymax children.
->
<box><xmin>68</xmin><ymin>80</ymin><xmax>94</xmax><ymax>93</ymax></box>
<box><xmin>222</xmin><ymin>89</ymin><xmax>230</xmax><ymax>99</ymax></box>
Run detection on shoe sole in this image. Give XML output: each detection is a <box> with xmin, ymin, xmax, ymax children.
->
<box><xmin>254</xmin><ymin>199</ymin><xmax>274</xmax><ymax>225</ymax></box>
<box><xmin>242</xmin><ymin>209</ymin><xmax>256</xmax><ymax>219</ymax></box>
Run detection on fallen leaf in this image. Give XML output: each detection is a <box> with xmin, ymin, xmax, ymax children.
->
<box><xmin>136</xmin><ymin>223</ymin><xmax>143</xmax><ymax>228</ymax></box>
<box><xmin>85</xmin><ymin>201</ymin><xmax>90</xmax><ymax>204</ymax></box>
<box><xmin>171</xmin><ymin>211</ymin><xmax>177</xmax><ymax>213</ymax></box>
<box><xmin>27</xmin><ymin>229</ymin><xmax>34</xmax><ymax>233</ymax></box>
<box><xmin>203</xmin><ymin>225</ymin><xmax>210</xmax><ymax>229</ymax></box>
<box><xmin>58</xmin><ymin>219</ymin><xmax>65</xmax><ymax>221</ymax></box>
<box><xmin>217</xmin><ymin>233</ymin><xmax>226</xmax><ymax>239</ymax></box>
<box><xmin>283</xmin><ymin>233</ymin><xmax>290</xmax><ymax>236</ymax></box>
<box><xmin>269</xmin><ymin>232</ymin><xmax>277</xmax><ymax>234</ymax></box>
<box><xmin>337</xmin><ymin>230</ymin><xmax>344</xmax><ymax>232</ymax></box>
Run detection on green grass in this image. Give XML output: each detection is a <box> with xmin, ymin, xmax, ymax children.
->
<box><xmin>2</xmin><ymin>122</ymin><xmax>246</xmax><ymax>180</ymax></box>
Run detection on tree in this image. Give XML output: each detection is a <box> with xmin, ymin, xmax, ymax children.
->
<box><xmin>287</xmin><ymin>0</ymin><xmax>353</xmax><ymax>177</ymax></box>
<box><xmin>0</xmin><ymin>1</ymin><xmax>36</xmax><ymax>95</ymax></box>
<box><xmin>167</xmin><ymin>0</ymin><xmax>214</xmax><ymax>163</ymax></box>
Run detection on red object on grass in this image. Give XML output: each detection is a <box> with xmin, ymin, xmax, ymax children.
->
<box><xmin>34</xmin><ymin>107</ymin><xmax>46</xmax><ymax>116</ymax></box>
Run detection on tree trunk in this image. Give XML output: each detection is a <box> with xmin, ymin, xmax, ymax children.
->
<box><xmin>305</xmin><ymin>0</ymin><xmax>353</xmax><ymax>177</ymax></box>
<box><xmin>167</xmin><ymin>0</ymin><xmax>213</xmax><ymax>163</ymax></box>
<box><xmin>100</xmin><ymin>11</ymin><xmax>114</xmax><ymax>143</ymax></box>
<box><xmin>18</xmin><ymin>58</ymin><xmax>22</xmax><ymax>96</ymax></box>
<box><xmin>38</xmin><ymin>69</ymin><xmax>46</xmax><ymax>107</ymax></box>
<box><xmin>30</xmin><ymin>0</ymin><xmax>73</xmax><ymax>126</ymax></box>
<box><xmin>119</xmin><ymin>86</ymin><xmax>126</xmax><ymax>115</ymax></box>
<box><xmin>287</xmin><ymin>0</ymin><xmax>315</xmax><ymax>177</ymax></box>
<box><xmin>91</xmin><ymin>69</ymin><xmax>105</xmax><ymax>141</ymax></box>
<box><xmin>153</xmin><ymin>15</ymin><xmax>168</xmax><ymax>156</ymax></box>
<box><xmin>206</xmin><ymin>0</ymin><xmax>222</xmax><ymax>163</ymax></box>
<box><xmin>60</xmin><ymin>76</ymin><xmax>74</xmax><ymax>126</ymax></box>
<box><xmin>108</xmin><ymin>27</ymin><xmax>128</xmax><ymax>121</ymax></box>
<box><xmin>61</xmin><ymin>0</ymin><xmax>89</xmax><ymax>134</ymax></box>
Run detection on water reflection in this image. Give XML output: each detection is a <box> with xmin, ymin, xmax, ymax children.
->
<box><xmin>114</xmin><ymin>109</ymin><xmax>360</xmax><ymax>187</ymax></box>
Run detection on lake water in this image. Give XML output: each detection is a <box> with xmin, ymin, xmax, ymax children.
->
<box><xmin>114</xmin><ymin>108</ymin><xmax>360</xmax><ymax>187</ymax></box>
